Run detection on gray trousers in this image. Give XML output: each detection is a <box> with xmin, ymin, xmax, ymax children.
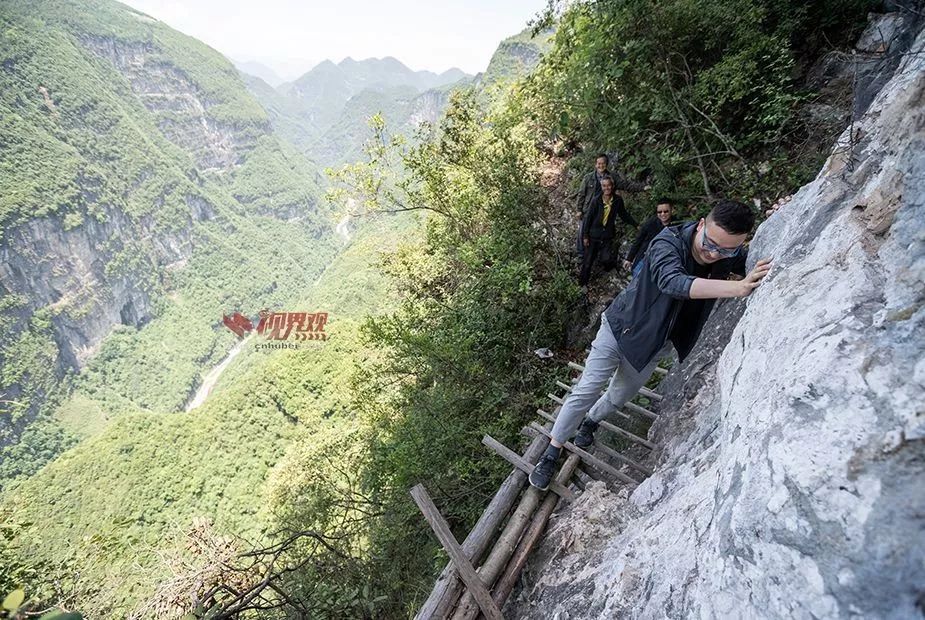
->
<box><xmin>551</xmin><ymin>312</ymin><xmax>671</xmax><ymax>444</ymax></box>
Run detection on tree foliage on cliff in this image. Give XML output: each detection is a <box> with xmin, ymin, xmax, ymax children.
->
<box><xmin>324</xmin><ymin>90</ymin><xmax>580</xmax><ymax>613</ymax></box>
<box><xmin>525</xmin><ymin>0</ymin><xmax>875</xmax><ymax>205</ymax></box>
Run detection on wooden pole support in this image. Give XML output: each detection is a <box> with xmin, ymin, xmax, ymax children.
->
<box><xmin>410</xmin><ymin>485</ymin><xmax>504</xmax><ymax>620</ymax></box>
<box><xmin>529</xmin><ymin>422</ymin><xmax>637</xmax><ymax>485</ymax></box>
<box><xmin>492</xmin><ymin>453</ymin><xmax>581</xmax><ymax>606</ymax></box>
<box><xmin>481</xmin><ymin>435</ymin><xmax>575</xmax><ymax>501</ymax></box>
<box><xmin>416</xmin><ymin>430</ymin><xmax>550</xmax><ymax>619</ymax></box>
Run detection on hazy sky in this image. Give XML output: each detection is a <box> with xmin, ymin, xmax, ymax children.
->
<box><xmin>119</xmin><ymin>0</ymin><xmax>547</xmax><ymax>80</ymax></box>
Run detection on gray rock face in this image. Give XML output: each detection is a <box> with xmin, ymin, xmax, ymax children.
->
<box><xmin>507</xmin><ymin>22</ymin><xmax>925</xmax><ymax>620</ymax></box>
<box><xmin>0</xmin><ymin>205</ymin><xmax>195</xmax><ymax>370</ymax></box>
<box><xmin>79</xmin><ymin>35</ymin><xmax>262</xmax><ymax>172</ymax></box>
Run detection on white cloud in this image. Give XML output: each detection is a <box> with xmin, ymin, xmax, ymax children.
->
<box><xmin>117</xmin><ymin>0</ymin><xmax>546</xmax><ymax>79</ymax></box>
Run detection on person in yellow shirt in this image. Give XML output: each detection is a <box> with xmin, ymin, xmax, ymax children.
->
<box><xmin>579</xmin><ymin>177</ymin><xmax>636</xmax><ymax>286</ymax></box>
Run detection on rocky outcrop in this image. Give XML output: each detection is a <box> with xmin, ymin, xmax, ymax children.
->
<box><xmin>507</xmin><ymin>14</ymin><xmax>924</xmax><ymax>620</ymax></box>
<box><xmin>407</xmin><ymin>88</ymin><xmax>450</xmax><ymax>128</ymax></box>
<box><xmin>0</xmin><ymin>196</ymin><xmax>212</xmax><ymax>370</ymax></box>
<box><xmin>80</xmin><ymin>35</ymin><xmax>263</xmax><ymax>172</ymax></box>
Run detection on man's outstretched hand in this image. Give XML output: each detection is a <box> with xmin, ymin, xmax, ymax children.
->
<box><xmin>737</xmin><ymin>259</ymin><xmax>772</xmax><ymax>297</ymax></box>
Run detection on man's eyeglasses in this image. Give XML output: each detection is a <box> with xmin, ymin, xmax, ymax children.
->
<box><xmin>701</xmin><ymin>227</ymin><xmax>742</xmax><ymax>258</ymax></box>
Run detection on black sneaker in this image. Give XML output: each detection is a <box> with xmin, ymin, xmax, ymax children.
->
<box><xmin>573</xmin><ymin>418</ymin><xmax>599</xmax><ymax>449</ymax></box>
<box><xmin>529</xmin><ymin>450</ymin><xmax>560</xmax><ymax>491</ymax></box>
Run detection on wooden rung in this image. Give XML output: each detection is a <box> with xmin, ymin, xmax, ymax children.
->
<box><xmin>523</xmin><ymin>426</ymin><xmax>602</xmax><ymax>484</ymax></box>
<box><xmin>601</xmin><ymin>420</ymin><xmax>656</xmax><ymax>450</ymax></box>
<box><xmin>592</xmin><ymin>439</ymin><xmax>653</xmax><ymax>476</ymax></box>
<box><xmin>624</xmin><ymin>401</ymin><xmax>658</xmax><ymax>420</ymax></box>
<box><xmin>529</xmin><ymin>422</ymin><xmax>636</xmax><ymax>485</ymax></box>
<box><xmin>536</xmin><ymin>408</ymin><xmax>654</xmax><ymax>450</ymax></box>
<box><xmin>574</xmin><ymin>468</ymin><xmax>597</xmax><ymax>487</ymax></box>
<box><xmin>547</xmin><ymin>393</ymin><xmax>565</xmax><ymax>405</ymax></box>
<box><xmin>566</xmin><ymin>361</ymin><xmax>664</xmax><ymax>400</ymax></box>
<box><xmin>481</xmin><ymin>435</ymin><xmax>575</xmax><ymax>501</ymax></box>
<box><xmin>556</xmin><ymin>381</ymin><xmax>659</xmax><ymax>418</ymax></box>
<box><xmin>654</xmin><ymin>367</ymin><xmax>668</xmax><ymax>376</ymax></box>
<box><xmin>410</xmin><ymin>485</ymin><xmax>504</xmax><ymax>620</ymax></box>
<box><xmin>530</xmin><ymin>420</ymin><xmax>651</xmax><ymax>477</ymax></box>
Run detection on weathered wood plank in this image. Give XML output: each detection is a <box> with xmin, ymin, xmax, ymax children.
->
<box><xmin>482</xmin><ymin>435</ymin><xmax>575</xmax><ymax>501</ymax></box>
<box><xmin>492</xmin><ymin>453</ymin><xmax>581</xmax><ymax>606</ymax></box>
<box><xmin>624</xmin><ymin>401</ymin><xmax>658</xmax><ymax>420</ymax></box>
<box><xmin>448</xmin><ymin>483</ymin><xmax>544</xmax><ymax>620</ymax></box>
<box><xmin>410</xmin><ymin>485</ymin><xmax>504</xmax><ymax>620</ymax></box>
<box><xmin>592</xmin><ymin>438</ymin><xmax>653</xmax><ymax>476</ymax></box>
<box><xmin>415</xmin><ymin>431</ymin><xmax>550</xmax><ymax>619</ymax></box>
<box><xmin>529</xmin><ymin>422</ymin><xmax>637</xmax><ymax>485</ymax></box>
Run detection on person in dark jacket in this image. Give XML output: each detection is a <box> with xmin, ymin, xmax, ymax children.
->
<box><xmin>575</xmin><ymin>153</ymin><xmax>646</xmax><ymax>257</ymax></box>
<box><xmin>579</xmin><ymin>177</ymin><xmax>637</xmax><ymax>286</ymax></box>
<box><xmin>623</xmin><ymin>198</ymin><xmax>675</xmax><ymax>278</ymax></box>
<box><xmin>530</xmin><ymin>200</ymin><xmax>772</xmax><ymax>490</ymax></box>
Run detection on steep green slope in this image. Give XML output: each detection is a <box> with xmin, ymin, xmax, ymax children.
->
<box><xmin>480</xmin><ymin>26</ymin><xmax>555</xmax><ymax>87</ymax></box>
<box><xmin>0</xmin><ymin>0</ymin><xmax>333</xmax><ymax>488</ymax></box>
<box><xmin>1</xmin><ymin>214</ymin><xmax>411</xmax><ymax>617</ymax></box>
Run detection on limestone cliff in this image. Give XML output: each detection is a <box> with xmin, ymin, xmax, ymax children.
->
<box><xmin>507</xmin><ymin>13</ymin><xmax>924</xmax><ymax>620</ymax></box>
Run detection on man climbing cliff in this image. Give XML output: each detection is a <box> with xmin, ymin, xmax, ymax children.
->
<box><xmin>530</xmin><ymin>200</ymin><xmax>772</xmax><ymax>490</ymax></box>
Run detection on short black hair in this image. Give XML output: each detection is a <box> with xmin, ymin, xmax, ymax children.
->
<box><xmin>655</xmin><ymin>197</ymin><xmax>672</xmax><ymax>207</ymax></box>
<box><xmin>595</xmin><ymin>153</ymin><xmax>609</xmax><ymax>164</ymax></box>
<box><xmin>708</xmin><ymin>200</ymin><xmax>755</xmax><ymax>235</ymax></box>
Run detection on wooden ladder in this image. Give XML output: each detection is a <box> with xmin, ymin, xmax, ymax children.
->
<box><xmin>410</xmin><ymin>357</ymin><xmax>669</xmax><ymax>619</ymax></box>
